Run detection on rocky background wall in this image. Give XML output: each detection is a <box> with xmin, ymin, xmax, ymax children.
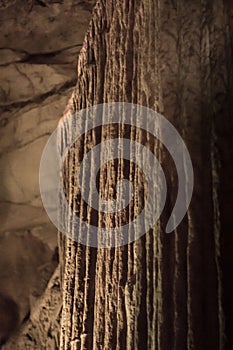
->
<box><xmin>1</xmin><ymin>0</ymin><xmax>233</xmax><ymax>349</ymax></box>
<box><xmin>0</xmin><ymin>1</ymin><xmax>95</xmax><ymax>348</ymax></box>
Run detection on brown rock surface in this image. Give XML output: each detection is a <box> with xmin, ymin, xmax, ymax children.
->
<box><xmin>0</xmin><ymin>0</ymin><xmax>95</xmax><ymax>348</ymax></box>
<box><xmin>2</xmin><ymin>267</ymin><xmax>61</xmax><ymax>350</ymax></box>
<box><xmin>58</xmin><ymin>0</ymin><xmax>233</xmax><ymax>349</ymax></box>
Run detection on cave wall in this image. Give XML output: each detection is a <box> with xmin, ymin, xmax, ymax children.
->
<box><xmin>0</xmin><ymin>0</ymin><xmax>232</xmax><ymax>349</ymax></box>
<box><xmin>0</xmin><ymin>0</ymin><xmax>95</xmax><ymax>347</ymax></box>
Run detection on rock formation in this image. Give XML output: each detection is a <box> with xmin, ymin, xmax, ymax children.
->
<box><xmin>58</xmin><ymin>0</ymin><xmax>233</xmax><ymax>349</ymax></box>
<box><xmin>1</xmin><ymin>0</ymin><xmax>233</xmax><ymax>349</ymax></box>
<box><xmin>0</xmin><ymin>1</ymin><xmax>94</xmax><ymax>348</ymax></box>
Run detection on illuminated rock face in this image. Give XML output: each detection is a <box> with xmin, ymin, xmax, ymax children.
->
<box><xmin>57</xmin><ymin>1</ymin><xmax>233</xmax><ymax>350</ymax></box>
<box><xmin>0</xmin><ymin>0</ymin><xmax>95</xmax><ymax>230</ymax></box>
<box><xmin>1</xmin><ymin>1</ymin><xmax>233</xmax><ymax>349</ymax></box>
<box><xmin>0</xmin><ymin>1</ymin><xmax>95</xmax><ymax>348</ymax></box>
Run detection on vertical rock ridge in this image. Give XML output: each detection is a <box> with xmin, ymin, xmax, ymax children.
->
<box><xmin>58</xmin><ymin>1</ymin><xmax>233</xmax><ymax>349</ymax></box>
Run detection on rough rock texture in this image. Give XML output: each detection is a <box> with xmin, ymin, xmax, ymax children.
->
<box><xmin>0</xmin><ymin>0</ymin><xmax>95</xmax><ymax>229</ymax></box>
<box><xmin>0</xmin><ymin>0</ymin><xmax>95</xmax><ymax>347</ymax></box>
<box><xmin>2</xmin><ymin>267</ymin><xmax>62</xmax><ymax>350</ymax></box>
<box><xmin>58</xmin><ymin>0</ymin><xmax>233</xmax><ymax>349</ymax></box>
<box><xmin>0</xmin><ymin>226</ymin><xmax>58</xmax><ymax>322</ymax></box>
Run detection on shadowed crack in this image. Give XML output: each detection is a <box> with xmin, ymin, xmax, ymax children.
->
<box><xmin>0</xmin><ymin>78</ymin><xmax>76</xmax><ymax>112</ymax></box>
<box><xmin>0</xmin><ymin>44</ymin><xmax>83</xmax><ymax>66</ymax></box>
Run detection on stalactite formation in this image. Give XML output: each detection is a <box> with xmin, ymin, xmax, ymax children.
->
<box><xmin>58</xmin><ymin>1</ymin><xmax>233</xmax><ymax>349</ymax></box>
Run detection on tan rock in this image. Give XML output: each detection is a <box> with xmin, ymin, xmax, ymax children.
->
<box><xmin>0</xmin><ymin>88</ymin><xmax>72</xmax><ymax>152</ymax></box>
<box><xmin>0</xmin><ymin>202</ymin><xmax>53</xmax><ymax>233</ymax></box>
<box><xmin>0</xmin><ymin>0</ymin><xmax>95</xmax><ymax>55</ymax></box>
<box><xmin>0</xmin><ymin>135</ymin><xmax>49</xmax><ymax>203</ymax></box>
<box><xmin>0</xmin><ymin>227</ymin><xmax>58</xmax><ymax>331</ymax></box>
<box><xmin>0</xmin><ymin>63</ymin><xmax>75</xmax><ymax>106</ymax></box>
<box><xmin>0</xmin><ymin>49</ymin><xmax>26</xmax><ymax>65</ymax></box>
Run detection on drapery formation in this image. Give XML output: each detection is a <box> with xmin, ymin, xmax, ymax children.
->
<box><xmin>59</xmin><ymin>1</ymin><xmax>233</xmax><ymax>349</ymax></box>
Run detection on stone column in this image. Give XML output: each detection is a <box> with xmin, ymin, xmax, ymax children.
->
<box><xmin>58</xmin><ymin>1</ymin><xmax>233</xmax><ymax>349</ymax></box>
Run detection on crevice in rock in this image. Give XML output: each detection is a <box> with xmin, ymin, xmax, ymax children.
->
<box><xmin>0</xmin><ymin>78</ymin><xmax>76</xmax><ymax>112</ymax></box>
